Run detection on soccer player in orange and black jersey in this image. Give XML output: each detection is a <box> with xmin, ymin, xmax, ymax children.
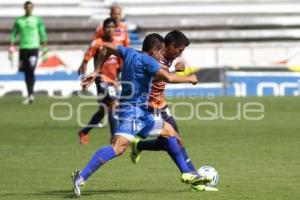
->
<box><xmin>93</xmin><ymin>4</ymin><xmax>130</xmax><ymax>47</ymax></box>
<box><xmin>131</xmin><ymin>30</ymin><xmax>197</xmax><ymax>173</ymax></box>
<box><xmin>78</xmin><ymin>18</ymin><xmax>122</xmax><ymax>145</ymax></box>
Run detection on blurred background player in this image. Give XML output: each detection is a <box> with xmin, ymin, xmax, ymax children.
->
<box><xmin>87</xmin><ymin>3</ymin><xmax>130</xmax><ymax>129</ymax></box>
<box><xmin>77</xmin><ymin>18</ymin><xmax>122</xmax><ymax>144</ymax></box>
<box><xmin>130</xmin><ymin>30</ymin><xmax>198</xmax><ymax>173</ymax></box>
<box><xmin>9</xmin><ymin>1</ymin><xmax>48</xmax><ymax>104</ymax></box>
<box><xmin>93</xmin><ymin>3</ymin><xmax>130</xmax><ymax>47</ymax></box>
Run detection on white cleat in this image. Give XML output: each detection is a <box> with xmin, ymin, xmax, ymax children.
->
<box><xmin>71</xmin><ymin>170</ymin><xmax>85</xmax><ymax>198</ymax></box>
<box><xmin>97</xmin><ymin>122</ymin><xmax>105</xmax><ymax>128</ymax></box>
<box><xmin>22</xmin><ymin>95</ymin><xmax>34</xmax><ymax>105</ymax></box>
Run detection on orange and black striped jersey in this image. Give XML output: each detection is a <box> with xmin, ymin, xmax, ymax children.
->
<box><xmin>93</xmin><ymin>22</ymin><xmax>130</xmax><ymax>47</ymax></box>
<box><xmin>148</xmin><ymin>58</ymin><xmax>173</xmax><ymax>109</ymax></box>
<box><xmin>83</xmin><ymin>38</ymin><xmax>122</xmax><ymax>83</ymax></box>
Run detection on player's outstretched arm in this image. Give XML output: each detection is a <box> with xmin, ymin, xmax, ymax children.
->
<box><xmin>155</xmin><ymin>67</ymin><xmax>198</xmax><ymax>85</ymax></box>
<box><xmin>78</xmin><ymin>60</ymin><xmax>88</xmax><ymax>75</ymax></box>
<box><xmin>81</xmin><ymin>44</ymin><xmax>120</xmax><ymax>89</ymax></box>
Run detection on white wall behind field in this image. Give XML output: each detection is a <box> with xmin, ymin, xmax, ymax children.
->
<box><xmin>183</xmin><ymin>43</ymin><xmax>300</xmax><ymax>67</ymax></box>
<box><xmin>2</xmin><ymin>43</ymin><xmax>300</xmax><ymax>72</ymax></box>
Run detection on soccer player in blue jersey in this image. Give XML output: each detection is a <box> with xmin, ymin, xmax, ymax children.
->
<box><xmin>71</xmin><ymin>33</ymin><xmax>210</xmax><ymax>197</ymax></box>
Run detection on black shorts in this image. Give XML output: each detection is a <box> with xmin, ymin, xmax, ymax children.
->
<box><xmin>19</xmin><ymin>49</ymin><xmax>39</xmax><ymax>72</ymax></box>
<box><xmin>95</xmin><ymin>77</ymin><xmax>119</xmax><ymax>103</ymax></box>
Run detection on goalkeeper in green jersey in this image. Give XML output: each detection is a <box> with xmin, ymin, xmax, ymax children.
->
<box><xmin>9</xmin><ymin>1</ymin><xmax>48</xmax><ymax>104</ymax></box>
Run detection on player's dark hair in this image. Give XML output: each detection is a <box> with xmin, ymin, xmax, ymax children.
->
<box><xmin>103</xmin><ymin>18</ymin><xmax>116</xmax><ymax>28</ymax></box>
<box><xmin>142</xmin><ymin>33</ymin><xmax>164</xmax><ymax>52</ymax></box>
<box><xmin>164</xmin><ymin>30</ymin><xmax>189</xmax><ymax>47</ymax></box>
<box><xmin>24</xmin><ymin>1</ymin><xmax>33</xmax><ymax>7</ymax></box>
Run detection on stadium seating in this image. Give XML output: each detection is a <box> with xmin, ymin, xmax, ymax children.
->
<box><xmin>0</xmin><ymin>0</ymin><xmax>143</xmax><ymax>47</ymax></box>
<box><xmin>115</xmin><ymin>0</ymin><xmax>300</xmax><ymax>42</ymax></box>
<box><xmin>1</xmin><ymin>0</ymin><xmax>300</xmax><ymax>47</ymax></box>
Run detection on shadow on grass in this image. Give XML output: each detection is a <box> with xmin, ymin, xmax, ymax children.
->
<box><xmin>45</xmin><ymin>189</ymin><xmax>147</xmax><ymax>198</ymax></box>
<box><xmin>2</xmin><ymin>188</ymin><xmax>185</xmax><ymax>199</ymax></box>
<box><xmin>1</xmin><ymin>189</ymin><xmax>147</xmax><ymax>199</ymax></box>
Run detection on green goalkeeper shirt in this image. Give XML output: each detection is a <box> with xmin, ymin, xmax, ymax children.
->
<box><xmin>10</xmin><ymin>15</ymin><xmax>48</xmax><ymax>49</ymax></box>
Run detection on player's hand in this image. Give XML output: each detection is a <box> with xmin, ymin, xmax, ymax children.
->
<box><xmin>77</xmin><ymin>63</ymin><xmax>87</xmax><ymax>75</ymax></box>
<box><xmin>81</xmin><ymin>72</ymin><xmax>98</xmax><ymax>90</ymax></box>
<box><xmin>189</xmin><ymin>74</ymin><xmax>198</xmax><ymax>85</ymax></box>
<box><xmin>175</xmin><ymin>61</ymin><xmax>185</xmax><ymax>72</ymax></box>
<box><xmin>8</xmin><ymin>45</ymin><xmax>16</xmax><ymax>61</ymax></box>
<box><xmin>41</xmin><ymin>47</ymin><xmax>49</xmax><ymax>61</ymax></box>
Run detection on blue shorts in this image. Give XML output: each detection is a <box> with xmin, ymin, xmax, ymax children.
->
<box><xmin>115</xmin><ymin>104</ymin><xmax>164</xmax><ymax>141</ymax></box>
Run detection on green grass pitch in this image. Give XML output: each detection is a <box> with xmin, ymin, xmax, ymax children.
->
<box><xmin>0</xmin><ymin>96</ymin><xmax>299</xmax><ymax>200</ymax></box>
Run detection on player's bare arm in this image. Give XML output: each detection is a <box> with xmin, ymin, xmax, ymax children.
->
<box><xmin>78</xmin><ymin>60</ymin><xmax>88</xmax><ymax>75</ymax></box>
<box><xmin>81</xmin><ymin>44</ymin><xmax>120</xmax><ymax>89</ymax></box>
<box><xmin>155</xmin><ymin>66</ymin><xmax>198</xmax><ymax>85</ymax></box>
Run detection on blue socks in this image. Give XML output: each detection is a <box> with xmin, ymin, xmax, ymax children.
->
<box><xmin>80</xmin><ymin>145</ymin><xmax>115</xmax><ymax>180</ymax></box>
<box><xmin>78</xmin><ymin>138</ymin><xmax>195</xmax><ymax>182</ymax></box>
<box><xmin>162</xmin><ymin>137</ymin><xmax>191</xmax><ymax>173</ymax></box>
<box><xmin>180</xmin><ymin>147</ymin><xmax>197</xmax><ymax>172</ymax></box>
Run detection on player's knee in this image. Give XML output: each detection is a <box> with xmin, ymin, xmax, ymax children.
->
<box><xmin>111</xmin><ymin>100</ymin><xmax>118</xmax><ymax>107</ymax></box>
<box><xmin>112</xmin><ymin>143</ymin><xmax>128</xmax><ymax>156</ymax></box>
<box><xmin>108</xmin><ymin>100</ymin><xmax>117</xmax><ymax>111</ymax></box>
<box><xmin>176</xmin><ymin>135</ymin><xmax>185</xmax><ymax>147</ymax></box>
<box><xmin>111</xmin><ymin>136</ymin><xmax>130</xmax><ymax>156</ymax></box>
<box><xmin>160</xmin><ymin>122</ymin><xmax>177</xmax><ymax>137</ymax></box>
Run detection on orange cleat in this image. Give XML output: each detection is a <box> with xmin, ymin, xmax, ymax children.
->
<box><xmin>78</xmin><ymin>132</ymin><xmax>89</xmax><ymax>145</ymax></box>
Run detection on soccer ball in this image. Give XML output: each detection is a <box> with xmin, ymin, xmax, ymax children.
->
<box><xmin>197</xmin><ymin>166</ymin><xmax>219</xmax><ymax>186</ymax></box>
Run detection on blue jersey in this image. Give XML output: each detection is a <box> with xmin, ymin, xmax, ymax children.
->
<box><xmin>117</xmin><ymin>46</ymin><xmax>160</xmax><ymax>107</ymax></box>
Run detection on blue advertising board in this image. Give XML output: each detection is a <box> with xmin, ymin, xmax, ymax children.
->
<box><xmin>226</xmin><ymin>72</ymin><xmax>300</xmax><ymax>96</ymax></box>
